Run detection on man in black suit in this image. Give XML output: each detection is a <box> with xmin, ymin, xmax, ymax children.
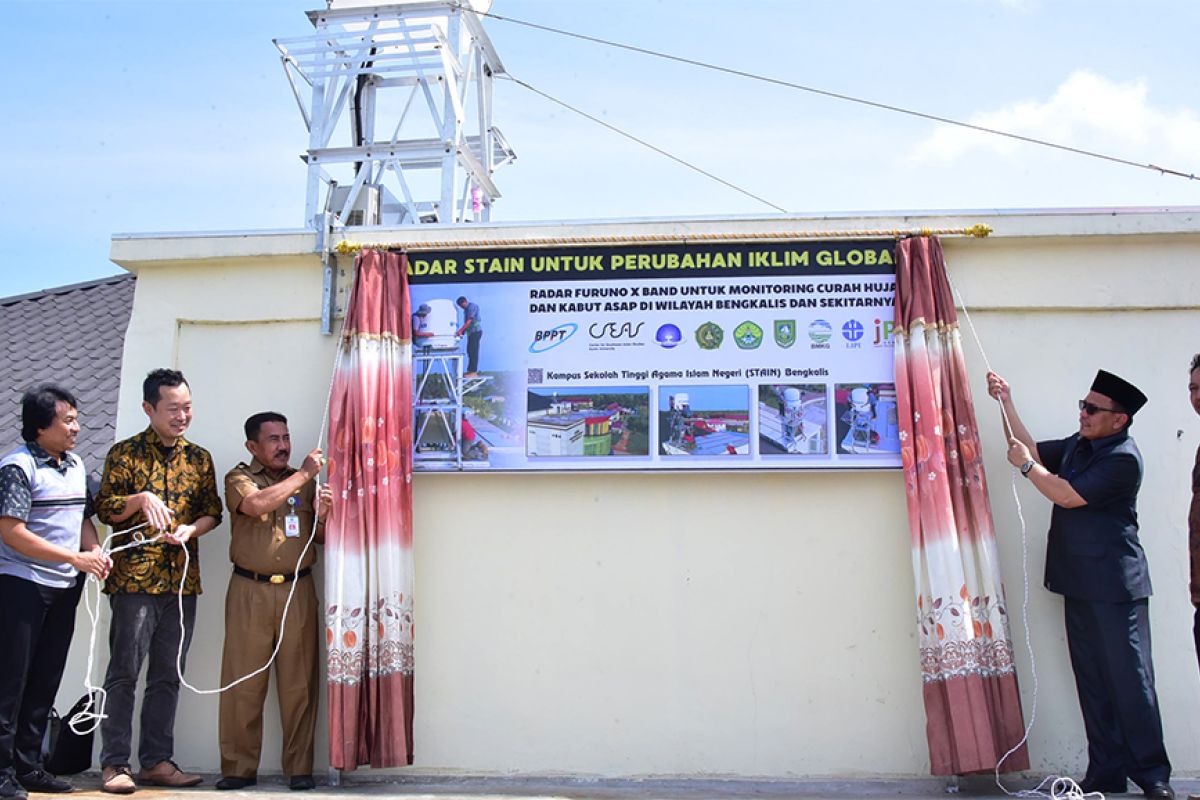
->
<box><xmin>987</xmin><ymin>369</ymin><xmax>1172</xmax><ymax>800</ymax></box>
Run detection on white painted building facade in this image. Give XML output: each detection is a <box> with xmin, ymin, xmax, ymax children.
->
<box><xmin>59</xmin><ymin>208</ymin><xmax>1200</xmax><ymax>780</ymax></box>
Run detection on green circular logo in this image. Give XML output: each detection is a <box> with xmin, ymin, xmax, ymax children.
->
<box><xmin>695</xmin><ymin>321</ymin><xmax>724</xmax><ymax>350</ymax></box>
<box><xmin>733</xmin><ymin>321</ymin><xmax>764</xmax><ymax>350</ymax></box>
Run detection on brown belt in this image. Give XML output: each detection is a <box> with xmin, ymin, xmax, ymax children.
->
<box><xmin>232</xmin><ymin>565</ymin><xmax>311</xmax><ymax>585</ymax></box>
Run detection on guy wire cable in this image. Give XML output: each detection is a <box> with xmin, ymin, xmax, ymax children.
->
<box><xmin>502</xmin><ymin>74</ymin><xmax>789</xmax><ymax>214</ymax></box>
<box><xmin>465</xmin><ymin>4</ymin><xmax>1198</xmax><ymax>183</ymax></box>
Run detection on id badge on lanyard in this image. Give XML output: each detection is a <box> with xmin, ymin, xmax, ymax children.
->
<box><xmin>285</xmin><ymin>495</ymin><xmax>301</xmax><ymax>538</ymax></box>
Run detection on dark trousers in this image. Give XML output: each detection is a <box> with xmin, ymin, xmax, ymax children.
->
<box><xmin>1064</xmin><ymin>597</ymin><xmax>1170</xmax><ymax>788</ymax></box>
<box><xmin>0</xmin><ymin>575</ymin><xmax>84</xmax><ymax>778</ymax></box>
<box><xmin>465</xmin><ymin>331</ymin><xmax>482</xmax><ymax>373</ymax></box>
<box><xmin>99</xmin><ymin>594</ymin><xmax>195</xmax><ymax>770</ymax></box>
<box><xmin>1194</xmin><ymin>606</ymin><xmax>1200</xmax><ymax>674</ymax></box>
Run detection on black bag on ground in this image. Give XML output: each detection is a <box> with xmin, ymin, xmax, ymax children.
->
<box><xmin>42</xmin><ymin>692</ymin><xmax>99</xmax><ymax>776</ymax></box>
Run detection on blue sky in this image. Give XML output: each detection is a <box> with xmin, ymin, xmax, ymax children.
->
<box><xmin>3</xmin><ymin>0</ymin><xmax>1198</xmax><ymax>298</ymax></box>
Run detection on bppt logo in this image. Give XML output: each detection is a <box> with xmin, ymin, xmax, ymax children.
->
<box><xmin>529</xmin><ymin>323</ymin><xmax>578</xmax><ymax>353</ymax></box>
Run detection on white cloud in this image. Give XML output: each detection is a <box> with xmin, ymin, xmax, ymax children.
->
<box><xmin>908</xmin><ymin>70</ymin><xmax>1200</xmax><ymax>174</ymax></box>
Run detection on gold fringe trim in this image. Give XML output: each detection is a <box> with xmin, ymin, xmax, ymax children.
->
<box><xmin>333</xmin><ymin>225</ymin><xmax>992</xmax><ymax>254</ymax></box>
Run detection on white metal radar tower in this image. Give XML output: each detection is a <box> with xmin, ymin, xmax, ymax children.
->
<box><xmin>275</xmin><ymin>0</ymin><xmax>515</xmax><ymax>231</ymax></box>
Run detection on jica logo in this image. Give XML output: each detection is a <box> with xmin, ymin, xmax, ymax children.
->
<box><xmin>873</xmin><ymin>318</ymin><xmax>895</xmax><ymax>347</ymax></box>
<box><xmin>529</xmin><ymin>323</ymin><xmax>578</xmax><ymax>353</ymax></box>
<box><xmin>655</xmin><ymin>323</ymin><xmax>683</xmax><ymax>349</ymax></box>
<box><xmin>841</xmin><ymin>319</ymin><xmax>864</xmax><ymax>348</ymax></box>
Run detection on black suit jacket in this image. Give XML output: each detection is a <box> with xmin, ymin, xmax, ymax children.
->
<box><xmin>1039</xmin><ymin>430</ymin><xmax>1152</xmax><ymax>602</ymax></box>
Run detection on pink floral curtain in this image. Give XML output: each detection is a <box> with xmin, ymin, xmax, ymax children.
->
<box><xmin>894</xmin><ymin>236</ymin><xmax>1028</xmax><ymax>775</ymax></box>
<box><xmin>325</xmin><ymin>249</ymin><xmax>415</xmax><ymax>769</ymax></box>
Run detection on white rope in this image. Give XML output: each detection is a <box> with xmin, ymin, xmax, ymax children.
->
<box><xmin>174</xmin><ymin>265</ymin><xmax>354</xmax><ymax>695</ymax></box>
<box><xmin>68</xmin><ymin>522</ymin><xmax>158</xmax><ymax>735</ymax></box>
<box><xmin>71</xmin><ymin>260</ymin><xmax>359</xmax><ymax>721</ymax></box>
<box><xmin>945</xmin><ymin>266</ymin><xmax>1094</xmax><ymax>800</ymax></box>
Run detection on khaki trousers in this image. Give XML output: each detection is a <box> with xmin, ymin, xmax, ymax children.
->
<box><xmin>218</xmin><ymin>572</ymin><xmax>319</xmax><ymax>779</ymax></box>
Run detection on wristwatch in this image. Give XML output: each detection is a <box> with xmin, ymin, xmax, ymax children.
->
<box><xmin>1019</xmin><ymin>460</ymin><xmax>1036</xmax><ymax>476</ymax></box>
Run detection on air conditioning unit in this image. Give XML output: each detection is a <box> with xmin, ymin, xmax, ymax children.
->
<box><xmin>328</xmin><ymin>184</ymin><xmax>381</xmax><ymax>227</ymax></box>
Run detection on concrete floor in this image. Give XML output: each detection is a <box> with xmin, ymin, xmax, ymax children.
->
<box><xmin>53</xmin><ymin>773</ymin><xmax>1200</xmax><ymax>800</ymax></box>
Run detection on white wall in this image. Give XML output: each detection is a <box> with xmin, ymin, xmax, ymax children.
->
<box><xmin>65</xmin><ymin>212</ymin><xmax>1200</xmax><ymax>779</ymax></box>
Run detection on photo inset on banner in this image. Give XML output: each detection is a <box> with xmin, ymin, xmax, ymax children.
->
<box><xmin>411</xmin><ymin>289</ymin><xmax>524</xmax><ymax>469</ymax></box>
<box><xmin>526</xmin><ymin>388</ymin><xmax>650</xmax><ymax>457</ymax></box>
<box><xmin>834</xmin><ymin>383</ymin><xmax>901</xmax><ymax>455</ymax></box>
<box><xmin>658</xmin><ymin>385</ymin><xmax>750</xmax><ymax>456</ymax></box>
<box><xmin>758</xmin><ymin>384</ymin><xmax>829</xmax><ymax>455</ymax></box>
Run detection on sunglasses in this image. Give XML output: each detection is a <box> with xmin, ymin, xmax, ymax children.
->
<box><xmin>1078</xmin><ymin>400</ymin><xmax>1121</xmax><ymax>416</ymax></box>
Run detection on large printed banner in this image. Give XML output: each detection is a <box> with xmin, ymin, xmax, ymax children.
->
<box><xmin>408</xmin><ymin>239</ymin><xmax>900</xmax><ymax>471</ymax></box>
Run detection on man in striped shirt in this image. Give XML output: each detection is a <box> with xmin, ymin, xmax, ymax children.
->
<box><xmin>0</xmin><ymin>385</ymin><xmax>110</xmax><ymax>799</ymax></box>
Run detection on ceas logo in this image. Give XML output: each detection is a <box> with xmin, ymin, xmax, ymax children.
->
<box><xmin>808</xmin><ymin>319</ymin><xmax>832</xmax><ymax>345</ymax></box>
<box><xmin>655</xmin><ymin>323</ymin><xmax>683</xmax><ymax>349</ymax></box>
<box><xmin>529</xmin><ymin>323</ymin><xmax>578</xmax><ymax>353</ymax></box>
<box><xmin>695</xmin><ymin>321</ymin><xmax>724</xmax><ymax>350</ymax></box>
<box><xmin>734</xmin><ymin>321</ymin><xmax>764</xmax><ymax>350</ymax></box>
<box><xmin>841</xmin><ymin>320</ymin><xmax>864</xmax><ymax>342</ymax></box>
<box><xmin>589</xmin><ymin>321</ymin><xmax>645</xmax><ymax>339</ymax></box>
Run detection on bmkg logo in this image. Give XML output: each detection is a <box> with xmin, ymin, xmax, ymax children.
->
<box><xmin>529</xmin><ymin>323</ymin><xmax>578</xmax><ymax>353</ymax></box>
<box><xmin>808</xmin><ymin>319</ymin><xmax>832</xmax><ymax>348</ymax></box>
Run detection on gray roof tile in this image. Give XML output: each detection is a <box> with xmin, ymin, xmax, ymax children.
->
<box><xmin>0</xmin><ymin>273</ymin><xmax>136</xmax><ymax>488</ymax></box>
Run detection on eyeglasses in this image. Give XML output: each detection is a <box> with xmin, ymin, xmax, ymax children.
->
<box><xmin>1079</xmin><ymin>400</ymin><xmax>1120</xmax><ymax>415</ymax></box>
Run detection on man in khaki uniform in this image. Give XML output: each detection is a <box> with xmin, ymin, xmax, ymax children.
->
<box><xmin>216</xmin><ymin>413</ymin><xmax>331</xmax><ymax>792</ymax></box>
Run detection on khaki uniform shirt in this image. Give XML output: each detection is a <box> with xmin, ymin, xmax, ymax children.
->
<box><xmin>224</xmin><ymin>459</ymin><xmax>320</xmax><ymax>576</ymax></box>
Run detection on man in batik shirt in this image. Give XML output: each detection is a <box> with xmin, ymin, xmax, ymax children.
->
<box><xmin>95</xmin><ymin>369</ymin><xmax>222</xmax><ymax>794</ymax></box>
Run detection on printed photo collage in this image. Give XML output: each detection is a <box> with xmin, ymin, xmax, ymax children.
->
<box><xmin>523</xmin><ymin>381</ymin><xmax>901</xmax><ymax>460</ymax></box>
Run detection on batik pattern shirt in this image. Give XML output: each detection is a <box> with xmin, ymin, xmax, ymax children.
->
<box><xmin>96</xmin><ymin>427</ymin><xmax>222</xmax><ymax>595</ymax></box>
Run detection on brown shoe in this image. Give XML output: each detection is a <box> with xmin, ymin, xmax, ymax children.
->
<box><xmin>101</xmin><ymin>767</ymin><xmax>136</xmax><ymax>795</ymax></box>
<box><xmin>135</xmin><ymin>761</ymin><xmax>202</xmax><ymax>788</ymax></box>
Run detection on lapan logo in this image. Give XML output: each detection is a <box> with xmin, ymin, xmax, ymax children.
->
<box><xmin>529</xmin><ymin>323</ymin><xmax>579</xmax><ymax>353</ymax></box>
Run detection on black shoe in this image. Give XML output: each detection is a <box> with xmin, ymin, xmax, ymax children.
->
<box><xmin>0</xmin><ymin>776</ymin><xmax>28</xmax><ymax>800</ymax></box>
<box><xmin>1142</xmin><ymin>782</ymin><xmax>1175</xmax><ymax>800</ymax></box>
<box><xmin>215</xmin><ymin>776</ymin><xmax>256</xmax><ymax>791</ymax></box>
<box><xmin>16</xmin><ymin>771</ymin><xmax>72</xmax><ymax>794</ymax></box>
<box><xmin>288</xmin><ymin>776</ymin><xmax>315</xmax><ymax>791</ymax></box>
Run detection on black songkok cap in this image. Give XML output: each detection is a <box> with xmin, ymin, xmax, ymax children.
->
<box><xmin>1091</xmin><ymin>370</ymin><xmax>1147</xmax><ymax>415</ymax></box>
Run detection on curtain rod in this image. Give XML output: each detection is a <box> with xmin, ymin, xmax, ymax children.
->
<box><xmin>332</xmin><ymin>224</ymin><xmax>992</xmax><ymax>254</ymax></box>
